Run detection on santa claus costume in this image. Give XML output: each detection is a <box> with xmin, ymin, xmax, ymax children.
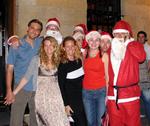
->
<box><xmin>45</xmin><ymin>18</ymin><xmax>63</xmax><ymax>44</ymax></box>
<box><xmin>107</xmin><ymin>20</ymin><xmax>146</xmax><ymax>126</ymax></box>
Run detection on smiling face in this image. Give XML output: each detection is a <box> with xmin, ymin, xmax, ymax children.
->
<box><xmin>43</xmin><ymin>40</ymin><xmax>55</xmax><ymax>57</ymax></box>
<box><xmin>27</xmin><ymin>22</ymin><xmax>42</xmax><ymax>39</ymax></box>
<box><xmin>100</xmin><ymin>38</ymin><xmax>111</xmax><ymax>52</ymax></box>
<box><xmin>63</xmin><ymin>40</ymin><xmax>76</xmax><ymax>60</ymax></box>
<box><xmin>137</xmin><ymin>33</ymin><xmax>146</xmax><ymax>44</ymax></box>
<box><xmin>87</xmin><ymin>36</ymin><xmax>101</xmax><ymax>50</ymax></box>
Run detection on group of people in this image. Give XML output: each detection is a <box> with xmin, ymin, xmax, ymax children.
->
<box><xmin>3</xmin><ymin>17</ymin><xmax>149</xmax><ymax>126</ymax></box>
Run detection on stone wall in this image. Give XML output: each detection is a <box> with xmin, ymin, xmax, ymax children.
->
<box><xmin>15</xmin><ymin>0</ymin><xmax>150</xmax><ymax>43</ymax></box>
<box><xmin>15</xmin><ymin>0</ymin><xmax>87</xmax><ymax>37</ymax></box>
<box><xmin>122</xmin><ymin>0</ymin><xmax>150</xmax><ymax>43</ymax></box>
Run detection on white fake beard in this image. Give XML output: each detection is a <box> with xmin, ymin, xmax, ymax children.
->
<box><xmin>45</xmin><ymin>30</ymin><xmax>63</xmax><ymax>44</ymax></box>
<box><xmin>111</xmin><ymin>38</ymin><xmax>126</xmax><ymax>60</ymax></box>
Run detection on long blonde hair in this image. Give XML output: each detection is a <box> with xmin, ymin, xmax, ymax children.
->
<box><xmin>59</xmin><ymin>36</ymin><xmax>82</xmax><ymax>63</ymax></box>
<box><xmin>39</xmin><ymin>36</ymin><xmax>60</xmax><ymax>68</ymax></box>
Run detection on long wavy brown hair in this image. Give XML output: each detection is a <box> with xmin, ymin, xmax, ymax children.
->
<box><xmin>39</xmin><ymin>36</ymin><xmax>60</xmax><ymax>68</ymax></box>
<box><xmin>59</xmin><ymin>36</ymin><xmax>82</xmax><ymax>63</ymax></box>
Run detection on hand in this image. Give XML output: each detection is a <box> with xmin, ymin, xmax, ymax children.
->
<box><xmin>7</xmin><ymin>35</ymin><xmax>21</xmax><ymax>49</ymax></box>
<box><xmin>4</xmin><ymin>90</ymin><xmax>15</xmax><ymax>105</ymax></box>
<box><xmin>65</xmin><ymin>105</ymin><xmax>74</xmax><ymax>116</ymax></box>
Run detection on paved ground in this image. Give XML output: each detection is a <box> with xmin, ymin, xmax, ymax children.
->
<box><xmin>0</xmin><ymin>106</ymin><xmax>10</xmax><ymax>126</ymax></box>
<box><xmin>0</xmin><ymin>105</ymin><xmax>149</xmax><ymax>126</ymax></box>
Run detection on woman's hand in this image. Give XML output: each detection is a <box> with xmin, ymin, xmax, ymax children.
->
<box><xmin>4</xmin><ymin>91</ymin><xmax>15</xmax><ymax>105</ymax></box>
<box><xmin>65</xmin><ymin>105</ymin><xmax>74</xmax><ymax>116</ymax></box>
<box><xmin>7</xmin><ymin>35</ymin><xmax>21</xmax><ymax>49</ymax></box>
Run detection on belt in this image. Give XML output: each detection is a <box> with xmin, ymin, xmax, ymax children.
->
<box><xmin>112</xmin><ymin>83</ymin><xmax>138</xmax><ymax>110</ymax></box>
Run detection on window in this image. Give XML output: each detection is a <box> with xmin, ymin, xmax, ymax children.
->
<box><xmin>87</xmin><ymin>0</ymin><xmax>121</xmax><ymax>33</ymax></box>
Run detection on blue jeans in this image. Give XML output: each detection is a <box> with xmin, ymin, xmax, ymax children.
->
<box><xmin>82</xmin><ymin>87</ymin><xmax>106</xmax><ymax>126</ymax></box>
<box><xmin>141</xmin><ymin>88</ymin><xmax>150</xmax><ymax>122</ymax></box>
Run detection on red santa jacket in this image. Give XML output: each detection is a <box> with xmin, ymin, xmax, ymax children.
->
<box><xmin>108</xmin><ymin>41</ymin><xmax>146</xmax><ymax>99</ymax></box>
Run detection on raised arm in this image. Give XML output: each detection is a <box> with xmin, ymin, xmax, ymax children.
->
<box><xmin>128</xmin><ymin>41</ymin><xmax>146</xmax><ymax>63</ymax></box>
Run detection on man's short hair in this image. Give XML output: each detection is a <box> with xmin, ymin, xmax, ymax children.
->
<box><xmin>137</xmin><ymin>31</ymin><xmax>147</xmax><ymax>38</ymax></box>
<box><xmin>28</xmin><ymin>19</ymin><xmax>43</xmax><ymax>31</ymax></box>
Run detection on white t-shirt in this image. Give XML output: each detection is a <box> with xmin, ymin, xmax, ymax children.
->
<box><xmin>144</xmin><ymin>42</ymin><xmax>150</xmax><ymax>60</ymax></box>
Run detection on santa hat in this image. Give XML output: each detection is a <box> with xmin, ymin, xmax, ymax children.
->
<box><xmin>74</xmin><ymin>24</ymin><xmax>87</xmax><ymax>35</ymax></box>
<box><xmin>113</xmin><ymin>20</ymin><xmax>133</xmax><ymax>37</ymax></box>
<box><xmin>85</xmin><ymin>30</ymin><xmax>101</xmax><ymax>42</ymax></box>
<box><xmin>100</xmin><ymin>31</ymin><xmax>112</xmax><ymax>41</ymax></box>
<box><xmin>46</xmin><ymin>18</ymin><xmax>60</xmax><ymax>29</ymax></box>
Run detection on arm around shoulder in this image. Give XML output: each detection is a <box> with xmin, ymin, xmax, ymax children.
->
<box><xmin>13</xmin><ymin>56</ymin><xmax>39</xmax><ymax>95</ymax></box>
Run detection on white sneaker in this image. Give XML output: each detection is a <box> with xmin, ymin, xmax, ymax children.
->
<box><xmin>140</xmin><ymin>114</ymin><xmax>146</xmax><ymax>118</ymax></box>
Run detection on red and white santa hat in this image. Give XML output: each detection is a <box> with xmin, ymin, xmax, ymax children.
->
<box><xmin>46</xmin><ymin>18</ymin><xmax>60</xmax><ymax>29</ymax></box>
<box><xmin>73</xmin><ymin>24</ymin><xmax>87</xmax><ymax>35</ymax></box>
<box><xmin>100</xmin><ymin>31</ymin><xmax>112</xmax><ymax>41</ymax></box>
<box><xmin>113</xmin><ymin>20</ymin><xmax>133</xmax><ymax>37</ymax></box>
<box><xmin>85</xmin><ymin>30</ymin><xmax>101</xmax><ymax>42</ymax></box>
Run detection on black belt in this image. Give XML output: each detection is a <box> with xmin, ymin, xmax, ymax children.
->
<box><xmin>112</xmin><ymin>83</ymin><xmax>138</xmax><ymax>110</ymax></box>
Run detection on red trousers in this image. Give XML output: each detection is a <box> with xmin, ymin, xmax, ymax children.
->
<box><xmin>107</xmin><ymin>99</ymin><xmax>141</xmax><ymax>126</ymax></box>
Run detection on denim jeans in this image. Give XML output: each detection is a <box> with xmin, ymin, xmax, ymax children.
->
<box><xmin>141</xmin><ymin>88</ymin><xmax>150</xmax><ymax>122</ymax></box>
<box><xmin>82</xmin><ymin>87</ymin><xmax>106</xmax><ymax>126</ymax></box>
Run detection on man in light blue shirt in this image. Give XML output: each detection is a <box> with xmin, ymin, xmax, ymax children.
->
<box><xmin>7</xmin><ymin>35</ymin><xmax>41</xmax><ymax>91</ymax></box>
<box><xmin>5</xmin><ymin>19</ymin><xmax>43</xmax><ymax>126</ymax></box>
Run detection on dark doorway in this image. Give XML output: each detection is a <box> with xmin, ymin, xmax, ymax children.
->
<box><xmin>0</xmin><ymin>1</ymin><xmax>14</xmax><ymax>125</ymax></box>
<box><xmin>87</xmin><ymin>0</ymin><xmax>121</xmax><ymax>33</ymax></box>
<box><xmin>0</xmin><ymin>0</ymin><xmax>14</xmax><ymax>101</ymax></box>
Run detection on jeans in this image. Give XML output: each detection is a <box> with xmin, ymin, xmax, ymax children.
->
<box><xmin>82</xmin><ymin>87</ymin><xmax>106</xmax><ymax>126</ymax></box>
<box><xmin>141</xmin><ymin>88</ymin><xmax>150</xmax><ymax>122</ymax></box>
